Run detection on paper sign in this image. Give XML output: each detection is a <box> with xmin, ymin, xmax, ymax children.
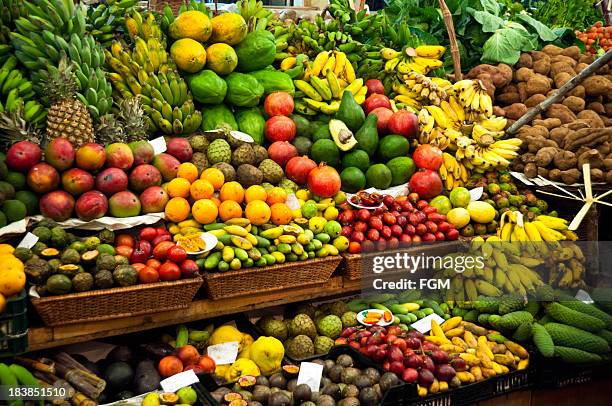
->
<box><xmin>575</xmin><ymin>289</ymin><xmax>594</xmax><ymax>304</ymax></box>
<box><xmin>285</xmin><ymin>193</ymin><xmax>301</xmax><ymax>210</ymax></box>
<box><xmin>17</xmin><ymin>232</ymin><xmax>39</xmax><ymax>249</ymax></box>
<box><xmin>149</xmin><ymin>136</ymin><xmax>167</xmax><ymax>155</ymax></box>
<box><xmin>296</xmin><ymin>362</ymin><xmax>324</xmax><ymax>392</ymax></box>
<box><xmin>410</xmin><ymin>313</ymin><xmax>445</xmax><ymax>334</ymax></box>
<box><xmin>160</xmin><ymin>369</ymin><xmax>199</xmax><ymax>393</ymax></box>
<box><xmin>207</xmin><ymin>342</ymin><xmax>239</xmax><ymax>365</ymax></box>
<box><xmin>469</xmin><ymin>187</ymin><xmax>483</xmax><ymax>202</ymax></box>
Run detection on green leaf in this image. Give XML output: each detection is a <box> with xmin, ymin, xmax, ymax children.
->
<box><xmin>479</xmin><ymin>0</ymin><xmax>500</xmax><ymax>16</ymax></box>
<box><xmin>482</xmin><ymin>27</ymin><xmax>527</xmax><ymax>65</ymax></box>
<box><xmin>515</xmin><ymin>14</ymin><xmax>558</xmax><ymax>42</ymax></box>
<box><xmin>471</xmin><ymin>10</ymin><xmax>504</xmax><ymax>32</ymax></box>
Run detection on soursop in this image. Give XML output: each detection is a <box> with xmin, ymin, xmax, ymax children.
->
<box><xmin>289</xmin><ymin>314</ymin><xmax>317</xmax><ymax>339</ymax></box>
<box><xmin>252</xmin><ymin>144</ymin><xmax>268</xmax><ymax>164</ymax></box>
<box><xmin>257</xmin><ymin>316</ymin><xmax>289</xmax><ymax>341</ymax></box>
<box><xmin>330</xmin><ymin>301</ymin><xmax>350</xmax><ymax>317</ymax></box>
<box><xmin>286</xmin><ymin>334</ymin><xmax>315</xmax><ymax>359</ymax></box>
<box><xmin>314</xmin><ymin>335</ymin><xmax>335</xmax><ymax>354</ymax></box>
<box><xmin>341</xmin><ymin>311</ymin><xmax>358</xmax><ymax>328</ymax></box>
<box><xmin>295</xmin><ymin>303</ymin><xmax>317</xmax><ymax>319</ymax></box>
<box><xmin>212</xmin><ymin>162</ymin><xmax>236</xmax><ymax>182</ymax></box>
<box><xmin>316</xmin><ymin>315</ymin><xmax>343</xmax><ymax>339</ymax></box>
<box><xmin>232</xmin><ymin>144</ymin><xmax>256</xmax><ymax>167</ymax></box>
<box><xmin>207</xmin><ymin>139</ymin><xmax>232</xmax><ymax>164</ymax></box>
<box><xmin>279</xmin><ymin>177</ymin><xmax>298</xmax><ymax>192</ymax></box>
<box><xmin>236</xmin><ymin>164</ymin><xmax>264</xmax><ymax>188</ymax></box>
<box><xmin>259</xmin><ymin>159</ymin><xmax>284</xmax><ymax>184</ymax></box>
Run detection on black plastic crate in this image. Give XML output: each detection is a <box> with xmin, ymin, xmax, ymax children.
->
<box><xmin>535</xmin><ymin>352</ymin><xmax>611</xmax><ymax>388</ymax></box>
<box><xmin>0</xmin><ymin>289</ymin><xmax>28</xmax><ymax>357</ymax></box>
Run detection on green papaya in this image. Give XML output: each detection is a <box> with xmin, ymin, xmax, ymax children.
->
<box><xmin>236</xmin><ymin>108</ymin><xmax>265</xmax><ymax>144</ymax></box>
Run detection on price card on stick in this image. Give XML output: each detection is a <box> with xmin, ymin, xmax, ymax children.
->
<box><xmin>207</xmin><ymin>341</ymin><xmax>240</xmax><ymax>365</ymax></box>
<box><xmin>160</xmin><ymin>369</ymin><xmax>199</xmax><ymax>392</ymax></box>
<box><xmin>296</xmin><ymin>362</ymin><xmax>324</xmax><ymax>392</ymax></box>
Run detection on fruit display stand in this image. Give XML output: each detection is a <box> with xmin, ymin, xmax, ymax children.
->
<box><xmin>0</xmin><ymin>290</ymin><xmax>28</xmax><ymax>357</ymax></box>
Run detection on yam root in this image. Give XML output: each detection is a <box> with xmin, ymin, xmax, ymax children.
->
<box><xmin>577</xmin><ymin>149</ymin><xmax>604</xmax><ymax>169</ymax></box>
<box><xmin>497</xmin><ymin>92</ymin><xmax>521</xmax><ymax>105</ymax></box>
<box><xmin>560</xmin><ymin>169</ymin><xmax>581</xmax><ymax>184</ymax></box>
<box><xmin>493</xmin><ymin>105</ymin><xmax>506</xmax><ymax>117</ymax></box>
<box><xmin>560</xmin><ymin>46</ymin><xmax>581</xmax><ymax>61</ymax></box>
<box><xmin>530</xmin><ymin>51</ymin><xmax>551</xmax><ymax>62</ymax></box>
<box><xmin>551</xmin><ymin>55</ymin><xmax>577</xmax><ymax>68</ymax></box>
<box><xmin>590</xmin><ymin>168</ymin><xmax>604</xmax><ymax>183</ymax></box>
<box><xmin>574</xmin><ymin>63</ymin><xmax>589</xmax><ymax>74</ymax></box>
<box><xmin>518</xmin><ymin>125</ymin><xmax>549</xmax><ymax>140</ymax></box>
<box><xmin>553</xmin><ymin>150</ymin><xmax>577</xmax><ymax>170</ymax></box>
<box><xmin>497</xmin><ymin>64</ymin><xmax>513</xmax><ymax>87</ymax></box>
<box><xmin>567</xmin><ymin>85</ymin><xmax>585</xmax><ymax>99</ymax></box>
<box><xmin>576</xmin><ymin>110</ymin><xmax>605</xmax><ymax>128</ymax></box>
<box><xmin>587</xmin><ymin>102</ymin><xmax>605</xmax><ymax>114</ymax></box>
<box><xmin>515</xmin><ymin>67</ymin><xmax>534</xmax><ymax>82</ymax></box>
<box><xmin>538</xmin><ymin>167</ymin><xmax>549</xmax><ymax>178</ymax></box>
<box><xmin>604</xmin><ymin>158</ymin><xmax>612</xmax><ymax>170</ymax></box>
<box><xmin>517</xmin><ymin>82</ymin><xmax>528</xmax><ymax>102</ymax></box>
<box><xmin>533</xmin><ymin>58</ymin><xmax>551</xmax><ymax>76</ymax></box>
<box><xmin>533</xmin><ymin>118</ymin><xmax>562</xmax><ymax>130</ymax></box>
<box><xmin>521</xmin><ymin>152</ymin><xmax>537</xmax><ymax>163</ymax></box>
<box><xmin>513</xmin><ymin>162</ymin><xmax>525</xmax><ymax>172</ymax></box>
<box><xmin>504</xmin><ymin>103</ymin><xmax>528</xmax><ymax>120</ymax></box>
<box><xmin>579</xmin><ymin>54</ymin><xmax>595</xmax><ymax>64</ymax></box>
<box><xmin>548</xmin><ymin>168</ymin><xmax>562</xmax><ymax>182</ymax></box>
<box><xmin>582</xmin><ymin>76</ymin><xmax>612</xmax><ymax>97</ymax></box>
<box><xmin>550</xmin><ymin>127</ymin><xmax>571</xmax><ymax>147</ymax></box>
<box><xmin>554</xmin><ymin>72</ymin><xmax>573</xmax><ymax>88</ymax></box>
<box><xmin>524</xmin><ymin>162</ymin><xmax>537</xmax><ymax>178</ymax></box>
<box><xmin>517</xmin><ymin>53</ymin><xmax>533</xmax><ymax>69</ymax></box>
<box><xmin>526</xmin><ymin>137</ymin><xmax>558</xmax><ymax>153</ymax></box>
<box><xmin>525</xmin><ymin>94</ymin><xmax>547</xmax><ymax>108</ymax></box>
<box><xmin>535</xmin><ymin>147</ymin><xmax>559</xmax><ymax>167</ymax></box>
<box><xmin>467</xmin><ymin>64</ymin><xmax>512</xmax><ymax>88</ymax></box>
<box><xmin>526</xmin><ymin>74</ymin><xmax>551</xmax><ymax>96</ymax></box>
<box><xmin>596</xmin><ymin>142</ymin><xmax>610</xmax><ymax>156</ymax></box>
<box><xmin>542</xmin><ymin>44</ymin><xmax>563</xmax><ymax>56</ymax></box>
<box><xmin>563</xmin><ymin>128</ymin><xmax>612</xmax><ymax>152</ymax></box>
<box><xmin>562</xmin><ymin>96</ymin><xmax>585</xmax><ymax>114</ymax></box>
<box><xmin>564</xmin><ymin>121</ymin><xmax>590</xmax><ymax>131</ymax></box>
<box><xmin>607</xmin><ymin>171</ymin><xmax>612</xmax><ymax>184</ymax></box>
<box><xmin>551</xmin><ymin>62</ymin><xmax>575</xmax><ymax>78</ymax></box>
<box><xmin>546</xmin><ymin>104</ymin><xmax>577</xmax><ymax>124</ymax></box>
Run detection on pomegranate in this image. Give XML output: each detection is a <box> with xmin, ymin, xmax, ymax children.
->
<box><xmin>264</xmin><ymin>92</ymin><xmax>294</xmax><ymax>117</ymax></box>
<box><xmin>285</xmin><ymin>155</ymin><xmax>317</xmax><ymax>185</ymax></box>
<box><xmin>369</xmin><ymin>107</ymin><xmax>393</xmax><ymax>134</ymax></box>
<box><xmin>365</xmin><ymin>79</ymin><xmax>385</xmax><ymax>96</ymax></box>
<box><xmin>413</xmin><ymin>144</ymin><xmax>443</xmax><ymax>170</ymax></box>
<box><xmin>267</xmin><ymin>141</ymin><xmax>298</xmax><ymax>168</ymax></box>
<box><xmin>363</xmin><ymin>94</ymin><xmax>391</xmax><ymax>114</ymax></box>
<box><xmin>388</xmin><ymin>110</ymin><xmax>418</xmax><ymax>138</ymax></box>
<box><xmin>409</xmin><ymin>169</ymin><xmax>443</xmax><ymax>199</ymax></box>
<box><xmin>265</xmin><ymin>115</ymin><xmax>296</xmax><ymax>142</ymax></box>
<box><xmin>307</xmin><ymin>163</ymin><xmax>341</xmax><ymax>198</ymax></box>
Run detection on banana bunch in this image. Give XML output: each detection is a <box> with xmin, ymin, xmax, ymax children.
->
<box><xmin>547</xmin><ymin>243</ymin><xmax>586</xmax><ymax>289</ymax></box>
<box><xmin>279</xmin><ymin>54</ymin><xmax>310</xmax><ymax>79</ymax></box>
<box><xmin>87</xmin><ymin>0</ymin><xmax>140</xmax><ymax>48</ymax></box>
<box><xmin>105</xmin><ymin>13</ymin><xmax>200</xmax><ymax>135</ymax></box>
<box><xmin>237</xmin><ymin>0</ymin><xmax>272</xmax><ymax>27</ymax></box>
<box><xmin>393</xmin><ymin>72</ymin><xmax>451</xmax><ymax>111</ymax></box>
<box><xmin>439</xmin><ymin>152</ymin><xmax>469</xmax><ymax>190</ymax></box>
<box><xmin>327</xmin><ymin>0</ymin><xmax>384</xmax><ymax>42</ymax></box>
<box><xmin>0</xmin><ymin>0</ymin><xmax>25</xmax><ymax>64</ymax></box>
<box><xmin>160</xmin><ymin>0</ymin><xmax>212</xmax><ymax>37</ymax></box>
<box><xmin>307</xmin><ymin>50</ymin><xmax>357</xmax><ymax>83</ymax></box>
<box><xmin>381</xmin><ymin>45</ymin><xmax>445</xmax><ymax>76</ymax></box>
<box><xmin>452</xmin><ymin>79</ymin><xmax>493</xmax><ymax>119</ymax></box>
<box><xmin>10</xmin><ymin>0</ymin><xmax>112</xmax><ymax>120</ymax></box>
<box><xmin>0</xmin><ymin>56</ymin><xmax>46</xmax><ymax>124</ymax></box>
<box><xmin>125</xmin><ymin>9</ymin><xmax>164</xmax><ymax>43</ymax></box>
<box><xmin>454</xmin><ymin>136</ymin><xmax>522</xmax><ymax>172</ymax></box>
<box><xmin>294</xmin><ymin>78</ymin><xmax>366</xmax><ymax>115</ymax></box>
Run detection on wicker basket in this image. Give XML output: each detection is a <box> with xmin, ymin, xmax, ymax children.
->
<box><xmin>204</xmin><ymin>256</ymin><xmax>342</xmax><ymax>300</ymax></box>
<box><xmin>342</xmin><ymin>241</ymin><xmax>462</xmax><ymax>280</ymax></box>
<box><xmin>31</xmin><ymin>277</ymin><xmax>203</xmax><ymax>326</ymax></box>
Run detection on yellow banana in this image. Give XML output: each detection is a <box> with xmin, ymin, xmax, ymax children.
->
<box><xmin>380</xmin><ymin>47</ymin><xmax>402</xmax><ymax>60</ymax></box>
<box><xmin>333</xmin><ymin>51</ymin><xmax>346</xmax><ymax>76</ymax></box>
<box><xmin>326</xmin><ymin>70</ymin><xmax>342</xmax><ymax>99</ymax></box>
<box><xmin>322</xmin><ymin>54</ymin><xmax>336</xmax><ymax>75</ymax></box>
<box><xmin>311</xmin><ymin>51</ymin><xmax>329</xmax><ymax>77</ymax></box>
<box><xmin>343</xmin><ymin>59</ymin><xmax>356</xmax><ymax>83</ymax></box>
<box><xmin>415</xmin><ymin>45</ymin><xmax>446</xmax><ymax>59</ymax></box>
<box><xmin>280</xmin><ymin>57</ymin><xmax>297</xmax><ymax>71</ymax></box>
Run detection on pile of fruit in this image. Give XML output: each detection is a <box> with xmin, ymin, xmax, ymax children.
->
<box><xmin>210</xmin><ymin>353</ymin><xmax>401</xmax><ymax>406</ymax></box>
<box><xmin>0</xmin><ymin>243</ymin><xmax>25</xmax><ymax>313</ymax></box>
<box><xmin>576</xmin><ymin>22</ymin><xmax>612</xmax><ymax>54</ymax></box>
<box><xmin>23</xmin><ymin>224</ymin><xmax>199</xmax><ymax>296</ymax></box>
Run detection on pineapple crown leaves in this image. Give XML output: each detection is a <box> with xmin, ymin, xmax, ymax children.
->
<box><xmin>0</xmin><ymin>106</ymin><xmax>42</xmax><ymax>147</ymax></box>
<box><xmin>95</xmin><ymin>96</ymin><xmax>147</xmax><ymax>143</ymax></box>
<box><xmin>43</xmin><ymin>53</ymin><xmax>79</xmax><ymax>103</ymax></box>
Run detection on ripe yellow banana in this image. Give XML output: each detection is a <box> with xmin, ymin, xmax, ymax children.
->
<box><xmin>343</xmin><ymin>59</ymin><xmax>356</xmax><ymax>83</ymax></box>
<box><xmin>311</xmin><ymin>51</ymin><xmax>330</xmax><ymax>77</ymax></box>
<box><xmin>322</xmin><ymin>55</ymin><xmax>336</xmax><ymax>76</ymax></box>
<box><xmin>333</xmin><ymin>51</ymin><xmax>346</xmax><ymax>76</ymax></box>
<box><xmin>415</xmin><ymin>45</ymin><xmax>446</xmax><ymax>59</ymax></box>
<box><xmin>380</xmin><ymin>47</ymin><xmax>402</xmax><ymax>60</ymax></box>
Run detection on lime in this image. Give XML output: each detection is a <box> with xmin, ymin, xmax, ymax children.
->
<box><xmin>429</xmin><ymin>195</ymin><xmax>452</xmax><ymax>215</ymax></box>
<box><xmin>449</xmin><ymin>187</ymin><xmax>471</xmax><ymax>208</ymax></box>
<box><xmin>177</xmin><ymin>386</ymin><xmax>197</xmax><ymax>405</ymax></box>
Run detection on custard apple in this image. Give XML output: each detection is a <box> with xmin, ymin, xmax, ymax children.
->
<box><xmin>207</xmin><ymin>139</ymin><xmax>232</xmax><ymax>164</ymax></box>
<box><xmin>316</xmin><ymin>315</ymin><xmax>343</xmax><ymax>339</ymax></box>
<box><xmin>341</xmin><ymin>311</ymin><xmax>358</xmax><ymax>328</ymax></box>
<box><xmin>289</xmin><ymin>314</ymin><xmax>317</xmax><ymax>339</ymax></box>
<box><xmin>286</xmin><ymin>334</ymin><xmax>314</xmax><ymax>359</ymax></box>
<box><xmin>257</xmin><ymin>316</ymin><xmax>288</xmax><ymax>341</ymax></box>
<box><xmin>259</xmin><ymin>159</ymin><xmax>284</xmax><ymax>184</ymax></box>
<box><xmin>314</xmin><ymin>335</ymin><xmax>335</xmax><ymax>355</ymax></box>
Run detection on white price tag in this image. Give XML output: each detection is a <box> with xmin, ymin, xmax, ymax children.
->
<box><xmin>149</xmin><ymin>136</ymin><xmax>167</xmax><ymax>155</ymax></box>
<box><xmin>296</xmin><ymin>362</ymin><xmax>324</xmax><ymax>392</ymax></box>
<box><xmin>575</xmin><ymin>289</ymin><xmax>594</xmax><ymax>304</ymax></box>
<box><xmin>160</xmin><ymin>369</ymin><xmax>199</xmax><ymax>393</ymax></box>
<box><xmin>510</xmin><ymin>172</ymin><xmax>535</xmax><ymax>186</ymax></box>
<box><xmin>207</xmin><ymin>342</ymin><xmax>239</xmax><ymax>365</ymax></box>
<box><xmin>17</xmin><ymin>232</ymin><xmax>39</xmax><ymax>249</ymax></box>
<box><xmin>469</xmin><ymin>187</ymin><xmax>483</xmax><ymax>202</ymax></box>
<box><xmin>285</xmin><ymin>193</ymin><xmax>301</xmax><ymax>210</ymax></box>
<box><xmin>410</xmin><ymin>313</ymin><xmax>445</xmax><ymax>334</ymax></box>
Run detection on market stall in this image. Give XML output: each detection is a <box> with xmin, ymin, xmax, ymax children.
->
<box><xmin>0</xmin><ymin>0</ymin><xmax>611</xmax><ymax>405</ymax></box>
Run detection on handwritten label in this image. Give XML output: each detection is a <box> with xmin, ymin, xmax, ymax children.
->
<box><xmin>17</xmin><ymin>232</ymin><xmax>39</xmax><ymax>249</ymax></box>
<box><xmin>296</xmin><ymin>362</ymin><xmax>324</xmax><ymax>392</ymax></box>
<box><xmin>469</xmin><ymin>187</ymin><xmax>483</xmax><ymax>202</ymax></box>
<box><xmin>410</xmin><ymin>313</ymin><xmax>445</xmax><ymax>334</ymax></box>
<box><xmin>160</xmin><ymin>369</ymin><xmax>199</xmax><ymax>393</ymax></box>
<box><xmin>149</xmin><ymin>136</ymin><xmax>167</xmax><ymax>155</ymax></box>
<box><xmin>207</xmin><ymin>342</ymin><xmax>239</xmax><ymax>365</ymax></box>
<box><xmin>575</xmin><ymin>289</ymin><xmax>594</xmax><ymax>304</ymax></box>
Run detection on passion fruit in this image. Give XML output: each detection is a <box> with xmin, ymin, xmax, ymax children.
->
<box><xmin>158</xmin><ymin>392</ymin><xmax>179</xmax><ymax>405</ymax></box>
<box><xmin>224</xmin><ymin>392</ymin><xmax>243</xmax><ymax>403</ymax></box>
<box><xmin>238</xmin><ymin>375</ymin><xmax>257</xmax><ymax>389</ymax></box>
<box><xmin>282</xmin><ymin>364</ymin><xmax>300</xmax><ymax>378</ymax></box>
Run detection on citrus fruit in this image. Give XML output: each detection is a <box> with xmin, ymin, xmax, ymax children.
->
<box><xmin>190</xmin><ymin>179</ymin><xmax>214</xmax><ymax>200</ymax></box>
<box><xmin>467</xmin><ymin>201</ymin><xmax>496</xmax><ymax>223</ymax></box>
<box><xmin>447</xmin><ymin>207</ymin><xmax>470</xmax><ymax>228</ymax></box>
<box><xmin>449</xmin><ymin>187</ymin><xmax>471</xmax><ymax>208</ymax></box>
<box><xmin>167</xmin><ymin>178</ymin><xmax>192</xmax><ymax>198</ymax></box>
<box><xmin>270</xmin><ymin>203</ymin><xmax>293</xmax><ymax>225</ymax></box>
<box><xmin>220</xmin><ymin>181</ymin><xmax>244</xmax><ymax>203</ymax></box>
<box><xmin>0</xmin><ymin>293</ymin><xmax>5</xmax><ymax>313</ymax></box>
<box><xmin>201</xmin><ymin>168</ymin><xmax>225</xmax><ymax>190</ymax></box>
<box><xmin>245</xmin><ymin>200</ymin><xmax>271</xmax><ymax>225</ymax></box>
<box><xmin>266</xmin><ymin>187</ymin><xmax>287</xmax><ymax>205</ymax></box>
<box><xmin>0</xmin><ymin>244</ymin><xmax>15</xmax><ymax>255</ymax></box>
<box><xmin>245</xmin><ymin>185</ymin><xmax>267</xmax><ymax>203</ymax></box>
<box><xmin>323</xmin><ymin>206</ymin><xmax>339</xmax><ymax>220</ymax></box>
<box><xmin>192</xmin><ymin>199</ymin><xmax>219</xmax><ymax>224</ymax></box>
<box><xmin>295</xmin><ymin>189</ymin><xmax>310</xmax><ymax>201</ymax></box>
<box><xmin>430</xmin><ymin>195</ymin><xmax>452</xmax><ymax>215</ymax></box>
<box><xmin>177</xmin><ymin>162</ymin><xmax>199</xmax><ymax>183</ymax></box>
<box><xmin>165</xmin><ymin>197</ymin><xmax>191</xmax><ymax>222</ymax></box>
<box><xmin>219</xmin><ymin>200</ymin><xmax>243</xmax><ymax>221</ymax></box>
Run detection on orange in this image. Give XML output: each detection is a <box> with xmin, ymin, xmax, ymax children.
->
<box><xmin>0</xmin><ymin>258</ymin><xmax>25</xmax><ymax>297</ymax></box>
<box><xmin>167</xmin><ymin>177</ymin><xmax>192</xmax><ymax>198</ymax></box>
<box><xmin>244</xmin><ymin>200</ymin><xmax>271</xmax><ymax>225</ymax></box>
<box><xmin>219</xmin><ymin>200</ymin><xmax>243</xmax><ymax>221</ymax></box>
<box><xmin>0</xmin><ymin>293</ymin><xmax>5</xmax><ymax>313</ymax></box>
<box><xmin>165</xmin><ymin>197</ymin><xmax>191</xmax><ymax>222</ymax></box>
<box><xmin>210</xmin><ymin>196</ymin><xmax>221</xmax><ymax>207</ymax></box>
<box><xmin>201</xmin><ymin>167</ymin><xmax>225</xmax><ymax>190</ymax></box>
<box><xmin>266</xmin><ymin>187</ymin><xmax>287</xmax><ymax>205</ymax></box>
<box><xmin>270</xmin><ymin>203</ymin><xmax>293</xmax><ymax>225</ymax></box>
<box><xmin>219</xmin><ymin>181</ymin><xmax>245</xmax><ymax>203</ymax></box>
<box><xmin>245</xmin><ymin>185</ymin><xmax>267</xmax><ymax>203</ymax></box>
<box><xmin>190</xmin><ymin>179</ymin><xmax>215</xmax><ymax>200</ymax></box>
<box><xmin>177</xmin><ymin>162</ymin><xmax>199</xmax><ymax>183</ymax></box>
<box><xmin>192</xmin><ymin>199</ymin><xmax>219</xmax><ymax>224</ymax></box>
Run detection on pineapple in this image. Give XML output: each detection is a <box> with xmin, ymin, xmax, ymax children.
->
<box><xmin>44</xmin><ymin>56</ymin><xmax>95</xmax><ymax>148</ymax></box>
<box><xmin>0</xmin><ymin>107</ymin><xmax>42</xmax><ymax>148</ymax></box>
<box><xmin>95</xmin><ymin>97</ymin><xmax>148</xmax><ymax>145</ymax></box>
<box><xmin>96</xmin><ymin>114</ymin><xmax>124</xmax><ymax>146</ymax></box>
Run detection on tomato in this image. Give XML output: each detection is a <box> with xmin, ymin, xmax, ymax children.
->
<box><xmin>159</xmin><ymin>261</ymin><xmax>181</xmax><ymax>281</ymax></box>
<box><xmin>146</xmin><ymin>258</ymin><xmax>162</xmax><ymax>270</ymax></box>
<box><xmin>115</xmin><ymin>233</ymin><xmax>135</xmax><ymax>247</ymax></box>
<box><xmin>167</xmin><ymin>245</ymin><xmax>187</xmax><ymax>263</ymax></box>
<box><xmin>139</xmin><ymin>227</ymin><xmax>158</xmax><ymax>241</ymax></box>
<box><xmin>115</xmin><ymin>245</ymin><xmax>134</xmax><ymax>258</ymax></box>
<box><xmin>587</xmin><ymin>38</ymin><xmax>595</xmax><ymax>45</ymax></box>
<box><xmin>138</xmin><ymin>266</ymin><xmax>159</xmax><ymax>283</ymax></box>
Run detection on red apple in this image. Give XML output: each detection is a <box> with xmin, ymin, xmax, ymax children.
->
<box><xmin>363</xmin><ymin>94</ymin><xmax>391</xmax><ymax>114</ymax></box>
<box><xmin>388</xmin><ymin>110</ymin><xmax>418</xmax><ymax>138</ymax></box>
<box><xmin>365</xmin><ymin>79</ymin><xmax>385</xmax><ymax>96</ymax></box>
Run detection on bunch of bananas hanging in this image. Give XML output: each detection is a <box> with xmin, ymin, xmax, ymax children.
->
<box><xmin>392</xmin><ymin>72</ymin><xmax>451</xmax><ymax>111</ymax></box>
<box><xmin>106</xmin><ymin>12</ymin><xmax>201</xmax><ymax>135</ymax></box>
<box><xmin>291</xmin><ymin>51</ymin><xmax>364</xmax><ymax>115</ymax></box>
<box><xmin>236</xmin><ymin>0</ymin><xmax>272</xmax><ymax>28</ymax></box>
<box><xmin>0</xmin><ymin>56</ymin><xmax>46</xmax><ymax>124</ymax></box>
<box><xmin>382</xmin><ymin>46</ymin><xmax>445</xmax><ymax>75</ymax></box>
<box><xmin>160</xmin><ymin>0</ymin><xmax>212</xmax><ymax>37</ymax></box>
<box><xmin>87</xmin><ymin>0</ymin><xmax>141</xmax><ymax>48</ymax></box>
<box><xmin>327</xmin><ymin>0</ymin><xmax>385</xmax><ymax>43</ymax></box>
<box><xmin>452</xmin><ymin>79</ymin><xmax>494</xmax><ymax>119</ymax></box>
<box><xmin>9</xmin><ymin>0</ymin><xmax>112</xmax><ymax>120</ymax></box>
<box><xmin>439</xmin><ymin>152</ymin><xmax>469</xmax><ymax>190</ymax></box>
<box><xmin>0</xmin><ymin>0</ymin><xmax>25</xmax><ymax>64</ymax></box>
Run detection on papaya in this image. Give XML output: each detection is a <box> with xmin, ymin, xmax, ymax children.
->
<box><xmin>187</xmin><ymin>70</ymin><xmax>227</xmax><ymax>104</ymax></box>
<box><xmin>201</xmin><ymin>104</ymin><xmax>238</xmax><ymax>131</ymax></box>
<box><xmin>205</xmin><ymin>43</ymin><xmax>238</xmax><ymax>76</ymax></box>
<box><xmin>169</xmin><ymin>10</ymin><xmax>212</xmax><ymax>42</ymax></box>
<box><xmin>236</xmin><ymin>108</ymin><xmax>266</xmax><ymax>145</ymax></box>
<box><xmin>235</xmin><ymin>31</ymin><xmax>276</xmax><ymax>72</ymax></box>
<box><xmin>170</xmin><ymin>38</ymin><xmax>206</xmax><ymax>73</ymax></box>
<box><xmin>210</xmin><ymin>13</ymin><xmax>247</xmax><ymax>45</ymax></box>
<box><xmin>225</xmin><ymin>73</ymin><xmax>264</xmax><ymax>107</ymax></box>
<box><xmin>248</xmin><ymin>70</ymin><xmax>295</xmax><ymax>95</ymax></box>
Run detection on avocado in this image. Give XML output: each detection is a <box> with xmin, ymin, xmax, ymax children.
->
<box><xmin>0</xmin><ymin>181</ymin><xmax>15</xmax><ymax>199</ymax></box>
<box><xmin>72</xmin><ymin>272</ymin><xmax>94</xmax><ymax>292</ymax></box>
<box><xmin>46</xmin><ymin>274</ymin><xmax>72</xmax><ymax>295</ymax></box>
<box><xmin>291</xmin><ymin>114</ymin><xmax>313</xmax><ymax>139</ymax></box>
<box><xmin>15</xmin><ymin>190</ymin><xmax>38</xmax><ymax>215</ymax></box>
<box><xmin>2</xmin><ymin>199</ymin><xmax>26</xmax><ymax>223</ymax></box>
<box><xmin>335</xmin><ymin>91</ymin><xmax>365</xmax><ymax>131</ymax></box>
<box><xmin>113</xmin><ymin>265</ymin><xmax>138</xmax><ymax>287</ymax></box>
<box><xmin>32</xmin><ymin>226</ymin><xmax>52</xmax><ymax>243</ymax></box>
<box><xmin>312</xmin><ymin>124</ymin><xmax>332</xmax><ymax>142</ymax></box>
<box><xmin>329</xmin><ymin>119</ymin><xmax>357</xmax><ymax>151</ymax></box>
<box><xmin>354</xmin><ymin>114</ymin><xmax>379</xmax><ymax>157</ymax></box>
<box><xmin>341</xmin><ymin>149</ymin><xmax>369</xmax><ymax>172</ymax></box>
<box><xmin>292</xmin><ymin>136</ymin><xmax>312</xmax><ymax>156</ymax></box>
<box><xmin>340</xmin><ymin>168</ymin><xmax>366</xmax><ymax>193</ymax></box>
<box><xmin>69</xmin><ymin>241</ymin><xmax>87</xmax><ymax>253</ymax></box>
<box><xmin>133</xmin><ymin>359</ymin><xmax>161</xmax><ymax>395</ymax></box>
<box><xmin>48</xmin><ymin>258</ymin><xmax>61</xmax><ymax>272</ymax></box>
<box><xmin>0</xmin><ymin>160</ymin><xmax>7</xmax><ymax>180</ymax></box>
<box><xmin>103</xmin><ymin>361</ymin><xmax>134</xmax><ymax>392</ymax></box>
<box><xmin>386</xmin><ymin>156</ymin><xmax>416</xmax><ymax>186</ymax></box>
<box><xmin>61</xmin><ymin>248</ymin><xmax>81</xmax><ymax>264</ymax></box>
<box><xmin>377</xmin><ymin>134</ymin><xmax>410</xmax><ymax>162</ymax></box>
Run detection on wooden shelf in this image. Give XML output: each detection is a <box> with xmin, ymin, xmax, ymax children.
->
<box><xmin>28</xmin><ymin>276</ymin><xmax>361</xmax><ymax>352</ymax></box>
